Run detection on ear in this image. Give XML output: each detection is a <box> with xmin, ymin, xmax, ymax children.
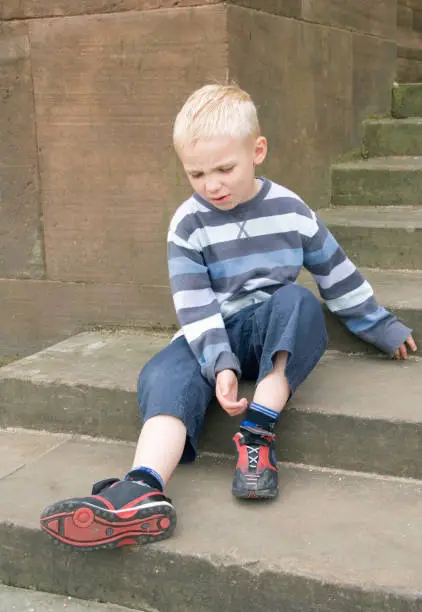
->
<box><xmin>253</xmin><ymin>136</ymin><xmax>267</xmax><ymax>166</ymax></box>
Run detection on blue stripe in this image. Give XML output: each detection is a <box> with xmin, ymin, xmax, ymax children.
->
<box><xmin>169</xmin><ymin>256</ymin><xmax>205</xmax><ymax>278</ymax></box>
<box><xmin>241</xmin><ymin>420</ymin><xmax>262</xmax><ymax>429</ymax></box>
<box><xmin>208</xmin><ymin>249</ymin><xmax>303</xmax><ymax>280</ymax></box>
<box><xmin>250</xmin><ymin>402</ymin><xmax>279</xmax><ymax>419</ymax></box>
<box><xmin>346</xmin><ymin>306</ymin><xmax>390</xmax><ymax>333</ymax></box>
<box><xmin>198</xmin><ymin>342</ymin><xmax>232</xmax><ymax>366</ymax></box>
<box><xmin>304</xmin><ymin>233</ymin><xmax>339</xmax><ymax>266</ymax></box>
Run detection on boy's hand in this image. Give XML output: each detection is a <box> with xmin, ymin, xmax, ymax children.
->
<box><xmin>215</xmin><ymin>369</ymin><xmax>248</xmax><ymax>416</ymax></box>
<box><xmin>394</xmin><ymin>335</ymin><xmax>417</xmax><ymax>360</ymax></box>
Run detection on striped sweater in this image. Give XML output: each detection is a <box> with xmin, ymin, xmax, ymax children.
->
<box><xmin>167</xmin><ymin>178</ymin><xmax>411</xmax><ymax>384</ymax></box>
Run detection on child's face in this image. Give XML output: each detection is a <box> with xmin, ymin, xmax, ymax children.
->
<box><xmin>179</xmin><ymin>135</ymin><xmax>267</xmax><ymax>210</ymax></box>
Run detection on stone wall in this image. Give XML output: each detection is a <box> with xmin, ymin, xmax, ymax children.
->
<box><xmin>397</xmin><ymin>0</ymin><xmax>422</xmax><ymax>81</ymax></box>
<box><xmin>0</xmin><ymin>1</ymin><xmax>399</xmax><ymax>356</ymax></box>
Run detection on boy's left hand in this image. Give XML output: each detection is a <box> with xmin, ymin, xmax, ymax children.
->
<box><xmin>215</xmin><ymin>369</ymin><xmax>248</xmax><ymax>416</ymax></box>
<box><xmin>394</xmin><ymin>335</ymin><xmax>417</xmax><ymax>360</ymax></box>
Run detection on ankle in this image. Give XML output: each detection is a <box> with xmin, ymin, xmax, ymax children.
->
<box><xmin>125</xmin><ymin>466</ymin><xmax>164</xmax><ymax>491</ymax></box>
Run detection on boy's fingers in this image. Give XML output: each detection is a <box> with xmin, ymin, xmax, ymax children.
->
<box><xmin>217</xmin><ymin>394</ymin><xmax>247</xmax><ymax>415</ymax></box>
<box><xmin>221</xmin><ymin>397</ymin><xmax>245</xmax><ymax>410</ymax></box>
<box><xmin>407</xmin><ymin>335</ymin><xmax>417</xmax><ymax>352</ymax></box>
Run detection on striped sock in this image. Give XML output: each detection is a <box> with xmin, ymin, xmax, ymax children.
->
<box><xmin>241</xmin><ymin>401</ymin><xmax>279</xmax><ymax>435</ymax></box>
<box><xmin>125</xmin><ymin>466</ymin><xmax>164</xmax><ymax>492</ymax></box>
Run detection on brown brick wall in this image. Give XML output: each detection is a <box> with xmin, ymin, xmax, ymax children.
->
<box><xmin>228</xmin><ymin>5</ymin><xmax>396</xmax><ymax>209</ymax></box>
<box><xmin>397</xmin><ymin>0</ymin><xmax>422</xmax><ymax>81</ymax></box>
<box><xmin>0</xmin><ymin>2</ymin><xmax>399</xmax><ymax>355</ymax></box>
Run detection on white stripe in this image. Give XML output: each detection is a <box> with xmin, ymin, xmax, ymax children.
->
<box><xmin>168</xmin><ymin>229</ymin><xmax>195</xmax><ymax>251</ymax></box>
<box><xmin>220</xmin><ymin>291</ymin><xmax>270</xmax><ymax>318</ymax></box>
<box><xmin>173</xmin><ymin>288</ymin><xmax>216</xmax><ymax>311</ymax></box>
<box><xmin>86</xmin><ymin>501</ymin><xmax>174</xmax><ymax>515</ymax></box>
<box><xmin>183</xmin><ymin>313</ymin><xmax>225</xmax><ymax>343</ymax></box>
<box><xmin>325</xmin><ymin>281</ymin><xmax>373</xmax><ymax>313</ymax></box>
<box><xmin>189</xmin><ymin>213</ymin><xmax>318</xmax><ymax>249</ymax></box>
<box><xmin>313</xmin><ymin>259</ymin><xmax>356</xmax><ymax>290</ymax></box>
<box><xmin>169</xmin><ymin>196</ymin><xmax>209</xmax><ymax>232</ymax></box>
<box><xmin>265</xmin><ymin>182</ymin><xmax>303</xmax><ymax>202</ymax></box>
<box><xmin>214</xmin><ymin>291</ymin><xmax>232</xmax><ymax>304</ymax></box>
<box><xmin>242</xmin><ymin>278</ymin><xmax>280</xmax><ymax>292</ymax></box>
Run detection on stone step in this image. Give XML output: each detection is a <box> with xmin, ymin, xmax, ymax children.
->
<box><xmin>0</xmin><ymin>429</ymin><xmax>421</xmax><ymax>612</ymax></box>
<box><xmin>392</xmin><ymin>82</ymin><xmax>422</xmax><ymax>118</ymax></box>
<box><xmin>0</xmin><ymin>585</ymin><xmax>143</xmax><ymax>612</ymax></box>
<box><xmin>363</xmin><ymin>117</ymin><xmax>422</xmax><ymax>157</ymax></box>
<box><xmin>331</xmin><ymin>157</ymin><xmax>422</xmax><ymax>207</ymax></box>
<box><xmin>1</xmin><ymin>324</ymin><xmax>421</xmax><ymax>479</ymax></box>
<box><xmin>319</xmin><ymin>206</ymin><xmax>422</xmax><ymax>269</ymax></box>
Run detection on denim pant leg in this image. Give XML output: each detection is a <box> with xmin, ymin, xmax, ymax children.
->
<box><xmin>248</xmin><ymin>284</ymin><xmax>328</xmax><ymax>393</ymax></box>
<box><xmin>137</xmin><ymin>336</ymin><xmax>213</xmax><ymax>463</ymax></box>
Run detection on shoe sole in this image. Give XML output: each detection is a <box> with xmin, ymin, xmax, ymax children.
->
<box><xmin>40</xmin><ymin>499</ymin><xmax>177</xmax><ymax>551</ymax></box>
<box><xmin>232</xmin><ymin>488</ymin><xmax>279</xmax><ymax>500</ymax></box>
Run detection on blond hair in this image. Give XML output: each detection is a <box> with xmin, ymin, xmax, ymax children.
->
<box><xmin>173</xmin><ymin>83</ymin><xmax>261</xmax><ymax>151</ymax></box>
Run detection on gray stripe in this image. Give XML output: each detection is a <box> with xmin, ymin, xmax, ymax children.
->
<box><xmin>170</xmin><ymin>273</ymin><xmax>210</xmax><ymax>293</ymax></box>
<box><xmin>318</xmin><ymin>269</ymin><xmax>364</xmax><ymax>301</ymax></box>
<box><xmin>176</xmin><ymin>301</ymin><xmax>220</xmax><ymax>325</ymax></box>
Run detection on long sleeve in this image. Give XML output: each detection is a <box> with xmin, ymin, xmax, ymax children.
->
<box><xmin>167</xmin><ymin>224</ymin><xmax>241</xmax><ymax>385</ymax></box>
<box><xmin>301</xmin><ymin>207</ymin><xmax>411</xmax><ymax>355</ymax></box>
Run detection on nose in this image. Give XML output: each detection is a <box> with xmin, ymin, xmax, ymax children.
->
<box><xmin>205</xmin><ymin>177</ymin><xmax>222</xmax><ymax>194</ymax></box>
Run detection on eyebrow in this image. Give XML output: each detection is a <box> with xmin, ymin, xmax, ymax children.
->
<box><xmin>186</xmin><ymin>161</ymin><xmax>236</xmax><ymax>174</ymax></box>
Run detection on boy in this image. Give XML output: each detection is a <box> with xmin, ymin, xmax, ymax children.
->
<box><xmin>40</xmin><ymin>84</ymin><xmax>416</xmax><ymax>551</ymax></box>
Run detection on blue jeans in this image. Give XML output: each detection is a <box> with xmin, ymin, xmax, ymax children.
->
<box><xmin>138</xmin><ymin>284</ymin><xmax>328</xmax><ymax>462</ymax></box>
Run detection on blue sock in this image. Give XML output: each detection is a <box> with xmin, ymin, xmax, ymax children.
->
<box><xmin>241</xmin><ymin>401</ymin><xmax>279</xmax><ymax>434</ymax></box>
<box><xmin>125</xmin><ymin>466</ymin><xmax>164</xmax><ymax>492</ymax></box>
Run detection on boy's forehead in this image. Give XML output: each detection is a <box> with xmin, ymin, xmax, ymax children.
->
<box><xmin>179</xmin><ymin>136</ymin><xmax>248</xmax><ymax>170</ymax></box>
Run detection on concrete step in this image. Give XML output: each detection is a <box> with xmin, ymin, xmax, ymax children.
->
<box><xmin>0</xmin><ymin>429</ymin><xmax>421</xmax><ymax>612</ymax></box>
<box><xmin>392</xmin><ymin>83</ymin><xmax>422</xmax><ymax>118</ymax></box>
<box><xmin>0</xmin><ymin>585</ymin><xmax>145</xmax><ymax>612</ymax></box>
<box><xmin>319</xmin><ymin>206</ymin><xmax>422</xmax><ymax>269</ymax></box>
<box><xmin>331</xmin><ymin>157</ymin><xmax>422</xmax><ymax>207</ymax></box>
<box><xmin>363</xmin><ymin>117</ymin><xmax>422</xmax><ymax>157</ymax></box>
<box><xmin>1</xmin><ymin>325</ymin><xmax>421</xmax><ymax>479</ymax></box>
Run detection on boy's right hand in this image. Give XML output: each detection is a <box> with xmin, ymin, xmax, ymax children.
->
<box><xmin>215</xmin><ymin>369</ymin><xmax>248</xmax><ymax>417</ymax></box>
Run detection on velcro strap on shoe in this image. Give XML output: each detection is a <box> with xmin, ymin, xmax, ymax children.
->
<box><xmin>91</xmin><ymin>477</ymin><xmax>120</xmax><ymax>495</ymax></box>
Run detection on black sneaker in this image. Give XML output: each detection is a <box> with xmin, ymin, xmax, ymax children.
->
<box><xmin>40</xmin><ymin>477</ymin><xmax>177</xmax><ymax>551</ymax></box>
<box><xmin>232</xmin><ymin>431</ymin><xmax>279</xmax><ymax>499</ymax></box>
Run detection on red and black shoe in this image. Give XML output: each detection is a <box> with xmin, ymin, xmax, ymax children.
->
<box><xmin>232</xmin><ymin>431</ymin><xmax>279</xmax><ymax>499</ymax></box>
<box><xmin>40</xmin><ymin>478</ymin><xmax>177</xmax><ymax>551</ymax></box>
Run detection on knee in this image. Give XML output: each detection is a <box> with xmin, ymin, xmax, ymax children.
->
<box><xmin>137</xmin><ymin>355</ymin><xmax>161</xmax><ymax>401</ymax></box>
<box><xmin>275</xmin><ymin>283</ymin><xmax>323</xmax><ymax>319</ymax></box>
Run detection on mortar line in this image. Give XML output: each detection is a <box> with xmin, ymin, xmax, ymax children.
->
<box><xmin>27</xmin><ymin>22</ymin><xmax>47</xmax><ymax>282</ymax></box>
<box><xmin>1</xmin><ymin>3</ymin><xmax>397</xmax><ymax>44</ymax></box>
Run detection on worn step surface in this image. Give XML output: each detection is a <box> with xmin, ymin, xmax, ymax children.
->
<box><xmin>331</xmin><ymin>157</ymin><xmax>422</xmax><ymax>206</ymax></box>
<box><xmin>392</xmin><ymin>83</ymin><xmax>422</xmax><ymax>118</ymax></box>
<box><xmin>331</xmin><ymin>156</ymin><xmax>422</xmax><ymax>206</ymax></box>
<box><xmin>0</xmin><ymin>428</ymin><xmax>421</xmax><ymax>612</ymax></box>
<box><xmin>1</xmin><ymin>327</ymin><xmax>421</xmax><ymax>479</ymax></box>
<box><xmin>363</xmin><ymin>118</ymin><xmax>422</xmax><ymax>157</ymax></box>
<box><xmin>319</xmin><ymin>206</ymin><xmax>422</xmax><ymax>269</ymax></box>
<box><xmin>0</xmin><ymin>585</ymin><xmax>145</xmax><ymax>612</ymax></box>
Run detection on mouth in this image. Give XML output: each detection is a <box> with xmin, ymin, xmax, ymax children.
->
<box><xmin>210</xmin><ymin>194</ymin><xmax>230</xmax><ymax>204</ymax></box>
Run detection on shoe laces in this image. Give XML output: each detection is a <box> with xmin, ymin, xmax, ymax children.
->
<box><xmin>246</xmin><ymin>445</ymin><xmax>260</xmax><ymax>468</ymax></box>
